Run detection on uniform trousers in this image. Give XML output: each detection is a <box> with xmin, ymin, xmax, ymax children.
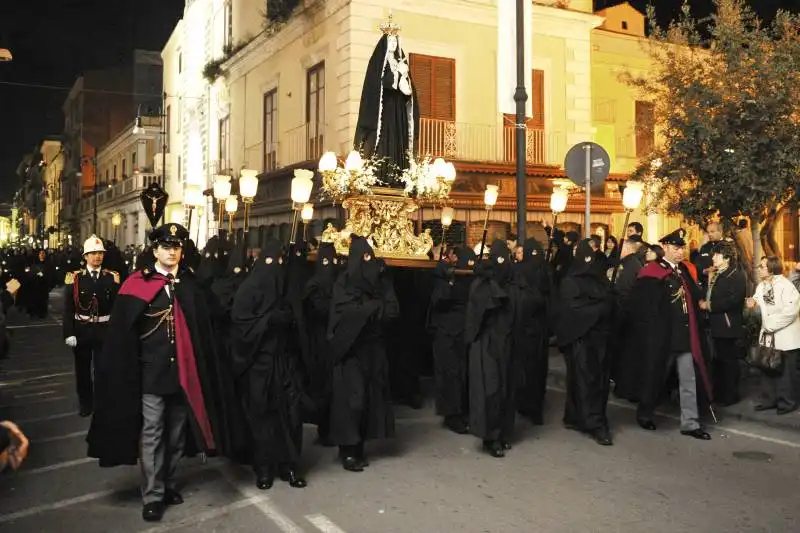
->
<box><xmin>637</xmin><ymin>351</ymin><xmax>700</xmax><ymax>431</ymax></box>
<box><xmin>72</xmin><ymin>328</ymin><xmax>105</xmax><ymax>409</ymax></box>
<box><xmin>140</xmin><ymin>393</ymin><xmax>188</xmax><ymax>505</ymax></box>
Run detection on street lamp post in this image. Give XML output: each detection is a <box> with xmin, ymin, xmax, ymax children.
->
<box><xmin>183</xmin><ymin>184</ymin><xmax>203</xmax><ymax>234</ymax></box>
<box><xmin>289</xmin><ymin>170</ymin><xmax>314</xmax><ymax>245</ymax></box>
<box><xmin>225</xmin><ymin>195</ymin><xmax>239</xmax><ymax>236</ymax></box>
<box><xmin>301</xmin><ymin>203</ymin><xmax>314</xmax><ymax>241</ymax></box>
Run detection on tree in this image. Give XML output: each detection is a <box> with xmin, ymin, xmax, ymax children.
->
<box><xmin>626</xmin><ymin>0</ymin><xmax>800</xmax><ymax>270</ymax></box>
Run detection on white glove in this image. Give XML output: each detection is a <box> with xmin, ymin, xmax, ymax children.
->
<box><xmin>65</xmin><ymin>336</ymin><xmax>77</xmax><ymax>348</ymax></box>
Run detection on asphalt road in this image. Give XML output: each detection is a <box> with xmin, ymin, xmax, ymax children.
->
<box><xmin>1</xmin><ymin>291</ymin><xmax>799</xmax><ymax>533</ymax></box>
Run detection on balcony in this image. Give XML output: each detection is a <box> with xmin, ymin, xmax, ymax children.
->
<box><xmin>238</xmin><ymin>123</ymin><xmax>327</xmax><ymax>175</ymax></box>
<box><xmin>79</xmin><ymin>173</ymin><xmax>164</xmax><ymax>214</ymax></box>
<box><xmin>417</xmin><ymin>118</ymin><xmax>563</xmax><ymax>166</ymax></box>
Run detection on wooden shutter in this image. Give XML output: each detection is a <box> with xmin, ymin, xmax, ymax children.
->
<box><xmin>410</xmin><ymin>54</ymin><xmax>455</xmax><ymax>121</ymax></box>
<box><xmin>530</xmin><ymin>69</ymin><xmax>544</xmax><ymax>129</ymax></box>
<box><xmin>635</xmin><ymin>101</ymin><xmax>655</xmax><ymax>157</ymax></box>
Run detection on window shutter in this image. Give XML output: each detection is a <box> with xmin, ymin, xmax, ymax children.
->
<box><xmin>410</xmin><ymin>54</ymin><xmax>455</xmax><ymax>121</ymax></box>
<box><xmin>530</xmin><ymin>69</ymin><xmax>544</xmax><ymax>129</ymax></box>
<box><xmin>410</xmin><ymin>54</ymin><xmax>433</xmax><ymax>118</ymax></box>
<box><xmin>635</xmin><ymin>101</ymin><xmax>655</xmax><ymax>157</ymax></box>
<box><xmin>432</xmin><ymin>57</ymin><xmax>455</xmax><ymax>121</ymax></box>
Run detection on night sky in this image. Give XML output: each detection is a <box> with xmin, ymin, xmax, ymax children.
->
<box><xmin>0</xmin><ymin>0</ymin><xmax>796</xmax><ymax>202</ymax></box>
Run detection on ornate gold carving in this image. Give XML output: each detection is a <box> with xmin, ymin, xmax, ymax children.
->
<box><xmin>324</xmin><ymin>188</ymin><xmax>432</xmax><ymax>259</ymax></box>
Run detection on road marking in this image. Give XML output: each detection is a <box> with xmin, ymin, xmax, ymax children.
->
<box><xmin>7</xmin><ymin>323</ymin><xmax>61</xmax><ymax>330</ymax></box>
<box><xmin>139</xmin><ymin>496</ymin><xmax>260</xmax><ymax>533</ymax></box>
<box><xmin>0</xmin><ymin>371</ymin><xmax>74</xmax><ymax>384</ymax></box>
<box><xmin>0</xmin><ymin>489</ymin><xmax>115</xmax><ymax>524</ymax></box>
<box><xmin>548</xmin><ymin>385</ymin><xmax>800</xmax><ymax>449</ymax></box>
<box><xmin>13</xmin><ymin>390</ymin><xmax>58</xmax><ymax>399</ymax></box>
<box><xmin>35</xmin><ymin>431</ymin><xmax>87</xmax><ymax>444</ymax></box>
<box><xmin>218</xmin><ymin>468</ymin><xmax>305</xmax><ymax>533</ymax></box>
<box><xmin>15</xmin><ymin>411</ymin><xmax>76</xmax><ymax>424</ymax></box>
<box><xmin>19</xmin><ymin>457</ymin><xmax>94</xmax><ymax>476</ymax></box>
<box><xmin>306</xmin><ymin>514</ymin><xmax>349</xmax><ymax>533</ymax></box>
<box><xmin>1</xmin><ymin>367</ymin><xmax>73</xmax><ymax>376</ymax></box>
<box><xmin>0</xmin><ymin>395</ymin><xmax>68</xmax><ymax>408</ymax></box>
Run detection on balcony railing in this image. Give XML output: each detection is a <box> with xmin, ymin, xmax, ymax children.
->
<box><xmin>417</xmin><ymin>118</ymin><xmax>562</xmax><ymax>166</ymax></box>
<box><xmin>78</xmin><ymin>173</ymin><xmax>164</xmax><ymax>214</ymax></box>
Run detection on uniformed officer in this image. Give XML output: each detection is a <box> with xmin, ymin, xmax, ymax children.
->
<box><xmin>63</xmin><ymin>235</ymin><xmax>120</xmax><ymax>417</ymax></box>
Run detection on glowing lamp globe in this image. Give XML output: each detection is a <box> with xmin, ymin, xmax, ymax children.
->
<box><xmin>344</xmin><ymin>151</ymin><xmax>364</xmax><ymax>172</ymax></box>
<box><xmin>432</xmin><ymin>158</ymin><xmax>447</xmax><ymax>178</ymax></box>
<box><xmin>291</xmin><ymin>169</ymin><xmax>314</xmax><ymax>203</ymax></box>
<box><xmin>301</xmin><ymin>203</ymin><xmax>314</xmax><ymax>222</ymax></box>
<box><xmin>225</xmin><ymin>195</ymin><xmax>239</xmax><ymax>214</ymax></box>
<box><xmin>622</xmin><ymin>181</ymin><xmax>644</xmax><ymax>211</ymax></box>
<box><xmin>213</xmin><ymin>175</ymin><xmax>232</xmax><ymax>200</ymax></box>
<box><xmin>184</xmin><ymin>184</ymin><xmax>204</xmax><ymax>208</ymax></box>
<box><xmin>239</xmin><ymin>169</ymin><xmax>259</xmax><ymax>201</ymax></box>
<box><xmin>111</xmin><ymin>212</ymin><xmax>122</xmax><ymax>227</ymax></box>
<box><xmin>441</xmin><ymin>206</ymin><xmax>454</xmax><ymax>228</ymax></box>
<box><xmin>484</xmin><ymin>185</ymin><xmax>499</xmax><ymax>208</ymax></box>
<box><xmin>443</xmin><ymin>162</ymin><xmax>457</xmax><ymax>183</ymax></box>
<box><xmin>550</xmin><ymin>187</ymin><xmax>568</xmax><ymax>214</ymax></box>
<box><xmin>318</xmin><ymin>152</ymin><xmax>338</xmax><ymax>173</ymax></box>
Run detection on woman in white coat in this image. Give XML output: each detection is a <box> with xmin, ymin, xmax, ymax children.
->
<box><xmin>746</xmin><ymin>256</ymin><xmax>800</xmax><ymax>414</ymax></box>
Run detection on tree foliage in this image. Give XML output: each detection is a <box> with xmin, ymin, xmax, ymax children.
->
<box><xmin>627</xmin><ymin>0</ymin><xmax>800</xmax><ymax>235</ymax></box>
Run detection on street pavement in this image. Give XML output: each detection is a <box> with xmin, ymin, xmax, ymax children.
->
<box><xmin>1</xmin><ymin>291</ymin><xmax>799</xmax><ymax>533</ymax></box>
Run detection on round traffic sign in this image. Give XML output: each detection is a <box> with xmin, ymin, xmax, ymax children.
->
<box><xmin>564</xmin><ymin>142</ymin><xmax>611</xmax><ymax>188</ymax></box>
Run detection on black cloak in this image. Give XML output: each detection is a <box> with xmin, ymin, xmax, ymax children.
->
<box><xmin>465</xmin><ymin>240</ymin><xmax>532</xmax><ymax>441</ymax></box>
<box><xmin>86</xmin><ymin>267</ymin><xmax>241</xmax><ymax>466</ymax></box>
<box><xmin>326</xmin><ymin>236</ymin><xmax>399</xmax><ymax>445</ymax></box>
<box><xmin>231</xmin><ymin>238</ymin><xmax>303</xmax><ymax>467</ymax></box>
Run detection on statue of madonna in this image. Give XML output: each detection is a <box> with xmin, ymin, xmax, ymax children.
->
<box><xmin>354</xmin><ymin>25</ymin><xmax>420</xmax><ymax>188</ymax></box>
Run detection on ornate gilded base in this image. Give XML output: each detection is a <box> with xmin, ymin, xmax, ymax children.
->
<box><xmin>321</xmin><ymin>187</ymin><xmax>433</xmax><ymax>259</ymax></box>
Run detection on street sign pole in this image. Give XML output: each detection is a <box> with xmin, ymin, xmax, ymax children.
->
<box><xmin>584</xmin><ymin>144</ymin><xmax>591</xmax><ymax>238</ymax></box>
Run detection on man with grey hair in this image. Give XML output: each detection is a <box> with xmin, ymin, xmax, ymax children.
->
<box><xmin>694</xmin><ymin>222</ymin><xmax>723</xmax><ymax>290</ymax></box>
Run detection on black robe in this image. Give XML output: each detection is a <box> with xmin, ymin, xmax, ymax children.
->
<box><xmin>513</xmin><ymin>241</ymin><xmax>550</xmax><ymax>423</ymax></box>
<box><xmin>231</xmin><ymin>242</ymin><xmax>303</xmax><ymax>468</ymax></box>
<box><xmin>465</xmin><ymin>241</ymin><xmax>532</xmax><ymax>442</ymax></box>
<box><xmin>301</xmin><ymin>243</ymin><xmax>338</xmax><ymax>431</ymax></box>
<box><xmin>327</xmin><ymin>237</ymin><xmax>399</xmax><ymax>446</ymax></box>
<box><xmin>87</xmin><ymin>268</ymin><xmax>240</xmax><ymax>467</ymax></box>
<box><xmin>427</xmin><ymin>260</ymin><xmax>470</xmax><ymax>417</ymax></box>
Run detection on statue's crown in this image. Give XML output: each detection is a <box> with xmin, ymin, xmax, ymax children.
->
<box><xmin>379</xmin><ymin>14</ymin><xmax>401</xmax><ymax>36</ymax></box>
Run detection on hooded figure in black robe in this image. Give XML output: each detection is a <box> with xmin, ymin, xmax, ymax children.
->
<box><xmin>302</xmin><ymin>242</ymin><xmax>339</xmax><ymax>444</ymax></box>
<box><xmin>284</xmin><ymin>241</ymin><xmax>314</xmax><ymax>409</ymax></box>
<box><xmin>231</xmin><ymin>239</ymin><xmax>307</xmax><ymax>490</ymax></box>
<box><xmin>327</xmin><ymin>236</ymin><xmax>399</xmax><ymax>472</ymax></box>
<box><xmin>465</xmin><ymin>240</ymin><xmax>533</xmax><ymax>458</ymax></box>
<box><xmin>196</xmin><ymin>236</ymin><xmax>226</xmax><ymax>286</ymax></box>
<box><xmin>427</xmin><ymin>247</ymin><xmax>474</xmax><ymax>434</ymax></box>
<box><xmin>354</xmin><ymin>32</ymin><xmax>420</xmax><ymax>187</ymax></box>
<box><xmin>513</xmin><ymin>239</ymin><xmax>550</xmax><ymax>425</ymax></box>
<box><xmin>555</xmin><ymin>239</ymin><xmax>614</xmax><ymax>446</ymax></box>
<box><xmin>101</xmin><ymin>239</ymin><xmax>129</xmax><ymax>284</ymax></box>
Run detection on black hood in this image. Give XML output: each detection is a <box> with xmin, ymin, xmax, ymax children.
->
<box><xmin>346</xmin><ymin>235</ymin><xmax>380</xmax><ymax>296</ymax></box>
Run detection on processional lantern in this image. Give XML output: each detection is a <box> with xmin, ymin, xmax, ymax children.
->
<box><xmin>239</xmin><ymin>169</ymin><xmax>259</xmax><ymax>233</ymax></box>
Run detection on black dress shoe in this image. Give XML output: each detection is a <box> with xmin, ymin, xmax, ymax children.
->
<box><xmin>78</xmin><ymin>406</ymin><xmax>93</xmax><ymax>418</ymax></box>
<box><xmin>342</xmin><ymin>456</ymin><xmax>364</xmax><ymax>472</ymax></box>
<box><xmin>501</xmin><ymin>441</ymin><xmax>513</xmax><ymax>450</ymax></box>
<box><xmin>142</xmin><ymin>502</ymin><xmax>165</xmax><ymax>522</ymax></box>
<box><xmin>164</xmin><ymin>489</ymin><xmax>184</xmax><ymax>505</ymax></box>
<box><xmin>482</xmin><ymin>440</ymin><xmax>505</xmax><ymax>458</ymax></box>
<box><xmin>591</xmin><ymin>428</ymin><xmax>613</xmax><ymax>446</ymax></box>
<box><xmin>444</xmin><ymin>416</ymin><xmax>470</xmax><ymax>435</ymax></box>
<box><xmin>279</xmin><ymin>469</ymin><xmax>308</xmax><ymax>488</ymax></box>
<box><xmin>681</xmin><ymin>428</ymin><xmax>712</xmax><ymax>440</ymax></box>
<box><xmin>637</xmin><ymin>418</ymin><xmax>657</xmax><ymax>431</ymax></box>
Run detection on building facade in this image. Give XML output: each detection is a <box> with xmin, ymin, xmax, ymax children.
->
<box><xmin>39</xmin><ymin>138</ymin><xmax>65</xmax><ymax>247</ymax></box>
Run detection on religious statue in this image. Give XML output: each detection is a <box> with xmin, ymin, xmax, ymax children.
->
<box><xmin>354</xmin><ymin>17</ymin><xmax>420</xmax><ymax>187</ymax></box>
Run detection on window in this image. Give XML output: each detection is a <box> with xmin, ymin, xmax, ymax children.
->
<box><xmin>105</xmin><ymin>169</ymin><xmax>109</xmax><ymax>183</ymax></box>
<box><xmin>223</xmin><ymin>1</ymin><xmax>233</xmax><ymax>51</ymax></box>
<box><xmin>132</xmin><ymin>151</ymin><xmax>137</xmax><ymax>171</ymax></box>
<box><xmin>166</xmin><ymin>105</ymin><xmax>171</xmax><ymax>146</ymax></box>
<box><xmin>263</xmin><ymin>89</ymin><xmax>278</xmax><ymax>171</ymax></box>
<box><xmin>410</xmin><ymin>54</ymin><xmax>455</xmax><ymax>158</ymax></box>
<box><xmin>635</xmin><ymin>101</ymin><xmax>655</xmax><ymax>157</ymax></box>
<box><xmin>622</xmin><ymin>21</ymin><xmax>628</xmax><ymax>30</ymax></box>
<box><xmin>178</xmin><ymin>52</ymin><xmax>182</xmax><ymax>74</ymax></box>
<box><xmin>503</xmin><ymin>69</ymin><xmax>546</xmax><ymax>164</ymax></box>
<box><xmin>307</xmin><ymin>63</ymin><xmax>325</xmax><ymax>161</ymax></box>
<box><xmin>219</xmin><ymin>117</ymin><xmax>230</xmax><ymax>169</ymax></box>
<box><xmin>122</xmin><ymin>159</ymin><xmax>126</xmax><ymax>178</ymax></box>
<box><xmin>113</xmin><ymin>164</ymin><xmax>117</xmax><ymax>180</ymax></box>
<box><xmin>410</xmin><ymin>54</ymin><xmax>455</xmax><ymax>121</ymax></box>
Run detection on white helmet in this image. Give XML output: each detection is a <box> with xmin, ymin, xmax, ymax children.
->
<box><xmin>83</xmin><ymin>235</ymin><xmax>106</xmax><ymax>255</ymax></box>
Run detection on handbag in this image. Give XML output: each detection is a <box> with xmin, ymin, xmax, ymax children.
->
<box><xmin>747</xmin><ymin>330</ymin><xmax>783</xmax><ymax>371</ymax></box>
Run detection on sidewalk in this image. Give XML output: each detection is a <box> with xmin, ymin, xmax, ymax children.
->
<box><xmin>546</xmin><ymin>348</ymin><xmax>800</xmax><ymax>432</ymax></box>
